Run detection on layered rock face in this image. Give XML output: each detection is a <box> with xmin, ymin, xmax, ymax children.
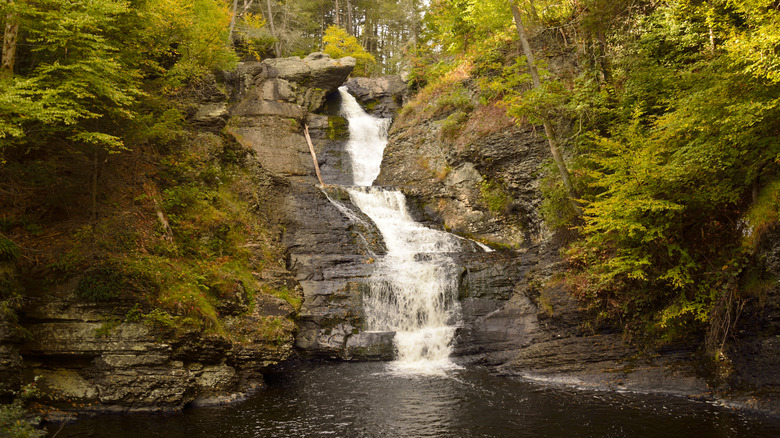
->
<box><xmin>0</xmin><ymin>53</ymin><xmax>365</xmax><ymax>412</ymax></box>
<box><xmin>20</xmin><ymin>296</ymin><xmax>294</xmax><ymax>411</ymax></box>
<box><xmin>345</xmin><ymin>76</ymin><xmax>407</xmax><ymax>118</ymax></box>
<box><xmin>227</xmin><ymin>53</ymin><xmax>356</xmax><ymax>178</ymax></box>
<box><xmin>223</xmin><ymin>55</ymin><xmax>397</xmax><ymax>360</ymax></box>
<box><xmin>377</xmin><ymin>107</ymin><xmax>550</xmax><ymax>248</ymax></box>
<box><xmin>370</xmin><ymin>80</ymin><xmax>716</xmax><ymax>394</ymax></box>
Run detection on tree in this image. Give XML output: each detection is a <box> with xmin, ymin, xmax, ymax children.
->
<box><xmin>322</xmin><ymin>24</ymin><xmax>375</xmax><ymax>75</ymax></box>
<box><xmin>0</xmin><ymin>0</ymin><xmax>141</xmax><ymax>149</ymax></box>
<box><xmin>1</xmin><ymin>0</ymin><xmax>19</xmax><ymax>79</ymax></box>
<box><xmin>510</xmin><ymin>1</ymin><xmax>580</xmax><ymax>214</ymax></box>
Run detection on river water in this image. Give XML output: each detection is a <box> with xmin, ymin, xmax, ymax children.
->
<box><xmin>49</xmin><ymin>88</ymin><xmax>780</xmax><ymax>437</ymax></box>
<box><xmin>52</xmin><ymin>361</ymin><xmax>780</xmax><ymax>437</ymax></box>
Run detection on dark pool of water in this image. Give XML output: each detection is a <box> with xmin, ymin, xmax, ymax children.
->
<box><xmin>50</xmin><ymin>362</ymin><xmax>780</xmax><ymax>437</ymax></box>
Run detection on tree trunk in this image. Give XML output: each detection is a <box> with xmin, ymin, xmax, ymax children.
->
<box><xmin>265</xmin><ymin>0</ymin><xmax>279</xmax><ymax>57</ymax></box>
<box><xmin>304</xmin><ymin>125</ymin><xmax>325</xmax><ymax>186</ymax></box>
<box><xmin>334</xmin><ymin>0</ymin><xmax>340</xmax><ymax>27</ymax></box>
<box><xmin>91</xmin><ymin>148</ymin><xmax>99</xmax><ymax>225</ymax></box>
<box><xmin>2</xmin><ymin>1</ymin><xmax>19</xmax><ymax>79</ymax></box>
<box><xmin>511</xmin><ymin>2</ymin><xmax>580</xmax><ymax>214</ymax></box>
<box><xmin>346</xmin><ymin>0</ymin><xmax>353</xmax><ymax>35</ymax></box>
<box><xmin>706</xmin><ymin>0</ymin><xmax>716</xmax><ymax>55</ymax></box>
<box><xmin>228</xmin><ymin>0</ymin><xmax>239</xmax><ymax>45</ymax></box>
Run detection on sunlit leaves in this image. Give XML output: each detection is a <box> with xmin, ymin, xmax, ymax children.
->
<box><xmin>0</xmin><ymin>0</ymin><xmax>141</xmax><ymax>151</ymax></box>
<box><xmin>323</xmin><ymin>25</ymin><xmax>376</xmax><ymax>76</ymax></box>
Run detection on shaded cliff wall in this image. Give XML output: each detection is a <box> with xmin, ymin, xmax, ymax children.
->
<box><xmin>0</xmin><ymin>53</ymin><xmax>363</xmax><ymax>413</ymax></box>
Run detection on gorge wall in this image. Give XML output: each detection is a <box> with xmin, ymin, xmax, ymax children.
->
<box><xmin>3</xmin><ymin>51</ymin><xmax>779</xmax><ymax>417</ymax></box>
<box><xmin>0</xmin><ymin>53</ymin><xmax>363</xmax><ymax>413</ymax></box>
<box><xmin>368</xmin><ymin>76</ymin><xmax>780</xmax><ymax>414</ymax></box>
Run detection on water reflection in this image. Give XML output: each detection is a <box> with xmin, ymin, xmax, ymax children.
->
<box><xmin>52</xmin><ymin>362</ymin><xmax>780</xmax><ymax>438</ymax></box>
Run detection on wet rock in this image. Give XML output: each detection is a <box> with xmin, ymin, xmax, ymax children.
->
<box><xmin>344</xmin><ymin>331</ymin><xmax>395</xmax><ymax>360</ymax></box>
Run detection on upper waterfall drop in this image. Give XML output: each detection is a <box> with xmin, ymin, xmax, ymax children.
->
<box><xmin>339</xmin><ymin>86</ymin><xmax>391</xmax><ymax>186</ymax></box>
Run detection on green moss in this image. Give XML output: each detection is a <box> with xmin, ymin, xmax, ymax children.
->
<box><xmin>440</xmin><ymin>110</ymin><xmax>469</xmax><ymax>140</ymax></box>
<box><xmin>94</xmin><ymin>317</ymin><xmax>121</xmax><ymax>338</ymax></box>
<box><xmin>364</xmin><ymin>100</ymin><xmax>379</xmax><ymax>112</ymax></box>
<box><xmin>75</xmin><ymin>263</ymin><xmax>150</xmax><ymax>302</ymax></box>
<box><xmin>0</xmin><ymin>236</ymin><xmax>19</xmax><ymax>261</ymax></box>
<box><xmin>268</xmin><ymin>286</ymin><xmax>302</xmax><ymax>311</ymax></box>
<box><xmin>257</xmin><ymin>316</ymin><xmax>295</xmax><ymax>345</ymax></box>
<box><xmin>327</xmin><ymin>116</ymin><xmax>348</xmax><ymax>141</ymax></box>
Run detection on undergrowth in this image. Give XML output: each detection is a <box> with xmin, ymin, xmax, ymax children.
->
<box><xmin>0</xmin><ymin>116</ymin><xmax>292</xmax><ymax>341</ymax></box>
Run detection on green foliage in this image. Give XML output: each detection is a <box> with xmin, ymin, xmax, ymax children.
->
<box><xmin>257</xmin><ymin>316</ymin><xmax>294</xmax><ymax>345</ymax></box>
<box><xmin>75</xmin><ymin>262</ymin><xmax>154</xmax><ymax>302</ymax></box>
<box><xmin>267</xmin><ymin>286</ymin><xmax>302</xmax><ymax>312</ymax></box>
<box><xmin>539</xmin><ymin>170</ymin><xmax>579</xmax><ymax>232</ymax></box>
<box><xmin>94</xmin><ymin>316</ymin><xmax>122</xmax><ymax>338</ymax></box>
<box><xmin>0</xmin><ymin>0</ymin><xmax>141</xmax><ymax>151</ymax></box>
<box><xmin>322</xmin><ymin>25</ymin><xmax>376</xmax><ymax>76</ymax></box>
<box><xmin>744</xmin><ymin>179</ymin><xmax>780</xmax><ymax>250</ymax></box>
<box><xmin>564</xmin><ymin>0</ymin><xmax>780</xmax><ymax>341</ymax></box>
<box><xmin>0</xmin><ymin>236</ymin><xmax>19</xmax><ymax>262</ymax></box>
<box><xmin>480</xmin><ymin>179</ymin><xmax>511</xmax><ymax>213</ymax></box>
<box><xmin>414</xmin><ymin>0</ymin><xmax>780</xmax><ymax>348</ymax></box>
<box><xmin>0</xmin><ymin>381</ymin><xmax>46</xmax><ymax>438</ymax></box>
<box><xmin>440</xmin><ymin>110</ymin><xmax>469</xmax><ymax>139</ymax></box>
<box><xmin>76</xmin><ymin>267</ymin><xmax>125</xmax><ymax>302</ymax></box>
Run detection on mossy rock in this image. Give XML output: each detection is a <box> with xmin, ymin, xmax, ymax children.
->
<box><xmin>327</xmin><ymin>116</ymin><xmax>348</xmax><ymax>141</ymax></box>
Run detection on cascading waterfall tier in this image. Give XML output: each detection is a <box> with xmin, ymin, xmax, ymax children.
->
<box><xmin>346</xmin><ymin>187</ymin><xmax>465</xmax><ymax>375</ymax></box>
<box><xmin>340</xmin><ymin>86</ymin><xmax>391</xmax><ymax>187</ymax></box>
<box><xmin>335</xmin><ymin>86</ymin><xmax>482</xmax><ymax>375</ymax></box>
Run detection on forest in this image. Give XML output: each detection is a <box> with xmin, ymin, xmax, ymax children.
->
<box><xmin>1</xmin><ymin>0</ymin><xmax>780</xmax><ymax>433</ymax></box>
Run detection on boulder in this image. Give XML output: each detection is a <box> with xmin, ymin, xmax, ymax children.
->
<box><xmin>228</xmin><ymin>53</ymin><xmax>357</xmax><ymax>181</ymax></box>
<box><xmin>264</xmin><ymin>53</ymin><xmax>356</xmax><ymax>93</ymax></box>
<box><xmin>345</xmin><ymin>75</ymin><xmax>407</xmax><ymax>117</ymax></box>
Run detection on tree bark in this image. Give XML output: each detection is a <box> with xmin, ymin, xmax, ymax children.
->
<box><xmin>2</xmin><ymin>0</ymin><xmax>19</xmax><ymax>79</ymax></box>
<box><xmin>92</xmin><ymin>149</ymin><xmax>99</xmax><ymax>224</ymax></box>
<box><xmin>304</xmin><ymin>125</ymin><xmax>325</xmax><ymax>186</ymax></box>
<box><xmin>511</xmin><ymin>2</ymin><xmax>581</xmax><ymax>214</ymax></box>
<box><xmin>228</xmin><ymin>0</ymin><xmax>239</xmax><ymax>44</ymax></box>
<box><xmin>334</xmin><ymin>0</ymin><xmax>340</xmax><ymax>27</ymax></box>
<box><xmin>346</xmin><ymin>0</ymin><xmax>353</xmax><ymax>35</ymax></box>
<box><xmin>266</xmin><ymin>0</ymin><xmax>279</xmax><ymax>57</ymax></box>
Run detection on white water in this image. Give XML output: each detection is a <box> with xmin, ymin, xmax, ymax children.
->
<box><xmin>348</xmin><ymin>188</ymin><xmax>464</xmax><ymax>375</ymax></box>
<box><xmin>337</xmin><ymin>87</ymin><xmax>476</xmax><ymax>375</ymax></box>
<box><xmin>340</xmin><ymin>86</ymin><xmax>391</xmax><ymax>186</ymax></box>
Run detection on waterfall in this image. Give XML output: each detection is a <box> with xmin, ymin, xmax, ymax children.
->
<box><xmin>336</xmin><ymin>86</ymin><xmax>474</xmax><ymax>375</ymax></box>
<box><xmin>340</xmin><ymin>87</ymin><xmax>391</xmax><ymax>186</ymax></box>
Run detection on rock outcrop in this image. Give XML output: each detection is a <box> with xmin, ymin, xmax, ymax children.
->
<box><xmin>345</xmin><ymin>75</ymin><xmax>407</xmax><ymax>117</ymax></box>
<box><xmin>220</xmin><ymin>54</ymin><xmax>401</xmax><ymax>360</ymax></box>
<box><xmin>227</xmin><ymin>53</ymin><xmax>355</xmax><ymax>178</ymax></box>
<box><xmin>376</xmin><ymin>95</ymin><xmax>550</xmax><ymax>248</ymax></box>
<box><xmin>19</xmin><ymin>294</ymin><xmax>293</xmax><ymax>412</ymax></box>
<box><xmin>0</xmin><ymin>53</ymin><xmax>365</xmax><ymax>412</ymax></box>
<box><xmin>375</xmin><ymin>74</ymin><xmax>780</xmax><ymax>415</ymax></box>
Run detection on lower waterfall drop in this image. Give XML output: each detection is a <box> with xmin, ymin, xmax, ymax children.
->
<box><xmin>347</xmin><ymin>187</ymin><xmax>464</xmax><ymax>375</ymax></box>
<box><xmin>337</xmin><ymin>87</ymin><xmax>478</xmax><ymax>375</ymax></box>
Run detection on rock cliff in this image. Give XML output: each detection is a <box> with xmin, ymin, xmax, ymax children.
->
<box><xmin>373</xmin><ymin>75</ymin><xmax>780</xmax><ymax>414</ymax></box>
<box><xmin>0</xmin><ymin>53</ymin><xmax>364</xmax><ymax>413</ymax></box>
